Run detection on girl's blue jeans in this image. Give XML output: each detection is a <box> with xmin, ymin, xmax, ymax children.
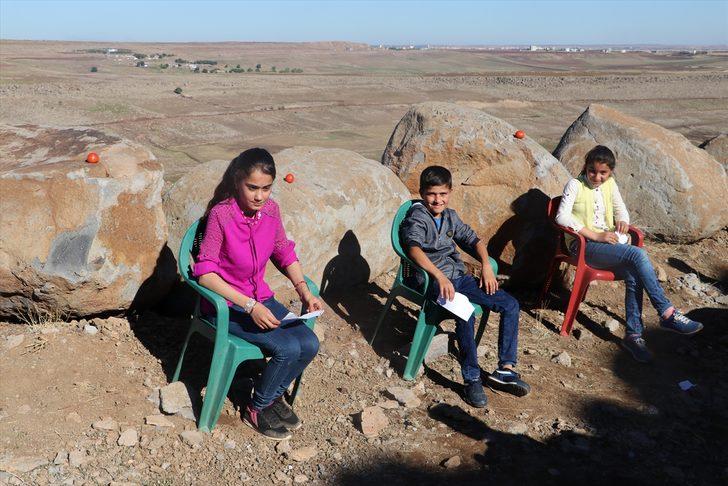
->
<box><xmin>428</xmin><ymin>275</ymin><xmax>520</xmax><ymax>383</ymax></box>
<box><xmin>228</xmin><ymin>298</ymin><xmax>319</xmax><ymax>410</ymax></box>
<box><xmin>579</xmin><ymin>241</ymin><xmax>673</xmax><ymax>336</ymax></box>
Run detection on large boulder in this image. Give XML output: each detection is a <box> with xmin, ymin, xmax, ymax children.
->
<box><xmin>0</xmin><ymin>125</ymin><xmax>173</xmax><ymax>318</ymax></box>
<box><xmin>700</xmin><ymin>133</ymin><xmax>728</xmax><ymax>167</ymax></box>
<box><xmin>163</xmin><ymin>147</ymin><xmax>410</xmax><ymax>294</ymax></box>
<box><xmin>381</xmin><ymin>102</ymin><xmax>571</xmax><ymax>284</ymax></box>
<box><xmin>553</xmin><ymin>104</ymin><xmax>728</xmax><ymax>242</ymax></box>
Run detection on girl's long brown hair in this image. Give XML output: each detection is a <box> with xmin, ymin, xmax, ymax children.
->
<box><xmin>205</xmin><ymin>148</ymin><xmax>276</xmax><ymax>214</ymax></box>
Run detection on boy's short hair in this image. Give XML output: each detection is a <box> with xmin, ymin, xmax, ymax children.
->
<box><xmin>419</xmin><ymin>165</ymin><xmax>452</xmax><ymax>190</ymax></box>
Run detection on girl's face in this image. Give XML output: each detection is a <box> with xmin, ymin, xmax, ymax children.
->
<box><xmin>237</xmin><ymin>169</ymin><xmax>274</xmax><ymax>214</ymax></box>
<box><xmin>585</xmin><ymin>162</ymin><xmax>613</xmax><ymax>188</ymax></box>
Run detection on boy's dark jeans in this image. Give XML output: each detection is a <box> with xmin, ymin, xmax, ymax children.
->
<box><xmin>427</xmin><ymin>275</ymin><xmax>520</xmax><ymax>383</ymax></box>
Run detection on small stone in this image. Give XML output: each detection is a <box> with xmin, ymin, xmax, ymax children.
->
<box><xmin>143</xmin><ymin>376</ymin><xmax>153</xmax><ymax>388</ymax></box>
<box><xmin>92</xmin><ymin>417</ymin><xmax>118</xmax><ymax>431</ymax></box>
<box><xmin>325</xmin><ymin>357</ymin><xmax>335</xmax><ymax>368</ymax></box>
<box><xmin>275</xmin><ymin>441</ymin><xmax>292</xmax><ymax>454</ymax></box>
<box><xmin>523</xmin><ymin>348</ymin><xmax>536</xmax><ymax>355</ymax></box>
<box><xmin>385</xmin><ymin>368</ymin><xmax>393</xmax><ymax>378</ymax></box>
<box><xmin>68</xmin><ymin>449</ymin><xmax>87</xmax><ymax>468</ymax></box>
<box><xmin>53</xmin><ymin>451</ymin><xmax>68</xmax><ymax>465</ymax></box>
<box><xmin>65</xmin><ymin>411</ymin><xmax>82</xmax><ymax>423</ymax></box>
<box><xmin>476</xmin><ymin>345</ymin><xmax>491</xmax><ymax>358</ymax></box>
<box><xmin>551</xmin><ymin>351</ymin><xmax>572</xmax><ymax>367</ymax></box>
<box><xmin>146</xmin><ymin>388</ymin><xmax>161</xmax><ymax>408</ymax></box>
<box><xmin>358</xmin><ymin>406</ymin><xmax>389</xmax><ymax>437</ymax></box>
<box><xmin>385</xmin><ymin>386</ymin><xmax>421</xmax><ymax>408</ymax></box>
<box><xmin>180</xmin><ymin>430</ymin><xmax>204</xmax><ymax>447</ymax></box>
<box><xmin>117</xmin><ymin>428</ymin><xmax>138</xmax><ymax>447</ymax></box>
<box><xmin>530</xmin><ymin>364</ymin><xmax>541</xmax><ymax>371</ymax></box>
<box><xmin>5</xmin><ymin>334</ymin><xmax>25</xmax><ymax>350</ymax></box>
<box><xmin>603</xmin><ymin>319</ymin><xmax>620</xmax><ymax>334</ymax></box>
<box><xmin>274</xmin><ymin>470</ymin><xmax>289</xmax><ymax>483</ymax></box>
<box><xmin>145</xmin><ymin>414</ymin><xmax>174</xmax><ymax>427</ymax></box>
<box><xmin>294</xmin><ymin>474</ymin><xmax>308</xmax><ymax>483</ymax></box>
<box><xmin>577</xmin><ymin>372</ymin><xmax>585</xmax><ymax>379</ymax></box>
<box><xmin>376</xmin><ymin>399</ymin><xmax>400</xmax><ymax>410</ymax></box>
<box><xmin>289</xmin><ymin>445</ymin><xmax>317</xmax><ymax>462</ymax></box>
<box><xmin>423</xmin><ymin>334</ymin><xmax>449</xmax><ymax>364</ymax></box>
<box><xmin>442</xmin><ymin>455</ymin><xmax>461</xmax><ymax>469</ymax></box>
<box><xmin>160</xmin><ymin>382</ymin><xmax>193</xmax><ymax>414</ymax></box>
<box><xmin>655</xmin><ymin>265</ymin><xmax>668</xmax><ymax>282</ymax></box>
<box><xmin>224</xmin><ymin>439</ymin><xmax>236</xmax><ymax>450</ymax></box>
<box><xmin>0</xmin><ymin>455</ymin><xmax>48</xmax><ymax>473</ymax></box>
<box><xmin>508</xmin><ymin>422</ymin><xmax>528</xmax><ymax>435</ymax></box>
<box><xmin>413</xmin><ymin>382</ymin><xmax>426</xmax><ymax>396</ymax></box>
<box><xmin>178</xmin><ymin>406</ymin><xmax>196</xmax><ymax>421</ymax></box>
<box><xmin>83</xmin><ymin>324</ymin><xmax>98</xmax><ymax>335</ymax></box>
<box><xmin>313</xmin><ymin>323</ymin><xmax>326</xmax><ymax>343</ymax></box>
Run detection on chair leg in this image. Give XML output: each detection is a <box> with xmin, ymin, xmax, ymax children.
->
<box><xmin>561</xmin><ymin>270</ymin><xmax>588</xmax><ymax>337</ymax></box>
<box><xmin>197</xmin><ymin>346</ymin><xmax>233</xmax><ymax>433</ymax></box>
<box><xmin>369</xmin><ymin>291</ymin><xmax>397</xmax><ymax>345</ymax></box>
<box><xmin>474</xmin><ymin>310</ymin><xmax>490</xmax><ymax>347</ymax></box>
<box><xmin>172</xmin><ymin>325</ymin><xmax>195</xmax><ymax>382</ymax></box>
<box><xmin>403</xmin><ymin>306</ymin><xmax>438</xmax><ymax>381</ymax></box>
<box><xmin>540</xmin><ymin>260</ymin><xmax>560</xmax><ymax>307</ymax></box>
<box><xmin>206</xmin><ymin>352</ymin><xmax>240</xmax><ymax>432</ymax></box>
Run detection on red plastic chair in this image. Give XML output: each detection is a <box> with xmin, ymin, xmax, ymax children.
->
<box><xmin>540</xmin><ymin>196</ymin><xmax>644</xmax><ymax>336</ymax></box>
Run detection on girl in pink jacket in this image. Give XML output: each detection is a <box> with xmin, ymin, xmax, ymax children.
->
<box><xmin>194</xmin><ymin>148</ymin><xmax>322</xmax><ymax>441</ymax></box>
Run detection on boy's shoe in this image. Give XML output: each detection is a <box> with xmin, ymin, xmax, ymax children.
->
<box><xmin>622</xmin><ymin>335</ymin><xmax>653</xmax><ymax>363</ymax></box>
<box><xmin>660</xmin><ymin>310</ymin><xmax>704</xmax><ymax>335</ymax></box>
<box><xmin>463</xmin><ymin>379</ymin><xmax>488</xmax><ymax>408</ymax></box>
<box><xmin>484</xmin><ymin>368</ymin><xmax>531</xmax><ymax>397</ymax></box>
<box><xmin>242</xmin><ymin>404</ymin><xmax>292</xmax><ymax>441</ymax></box>
<box><xmin>270</xmin><ymin>396</ymin><xmax>302</xmax><ymax>430</ymax></box>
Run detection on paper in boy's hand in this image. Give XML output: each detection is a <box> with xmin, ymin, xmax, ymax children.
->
<box><xmin>280</xmin><ymin>309</ymin><xmax>324</xmax><ymax>325</ymax></box>
<box><xmin>436</xmin><ymin>292</ymin><xmax>475</xmax><ymax>321</ymax></box>
<box><xmin>616</xmin><ymin>232</ymin><xmax>629</xmax><ymax>244</ymax></box>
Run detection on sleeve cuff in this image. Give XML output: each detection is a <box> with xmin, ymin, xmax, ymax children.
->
<box><xmin>193</xmin><ymin>261</ymin><xmax>220</xmax><ymax>277</ymax></box>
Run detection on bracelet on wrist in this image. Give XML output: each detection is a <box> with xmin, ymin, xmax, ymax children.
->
<box><xmin>293</xmin><ymin>280</ymin><xmax>308</xmax><ymax>293</ymax></box>
<box><xmin>242</xmin><ymin>299</ymin><xmax>257</xmax><ymax>314</ymax></box>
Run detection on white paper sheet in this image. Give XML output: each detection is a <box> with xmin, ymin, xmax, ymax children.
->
<box><xmin>436</xmin><ymin>292</ymin><xmax>475</xmax><ymax>321</ymax></box>
<box><xmin>617</xmin><ymin>232</ymin><xmax>629</xmax><ymax>244</ymax></box>
<box><xmin>280</xmin><ymin>309</ymin><xmax>324</xmax><ymax>325</ymax></box>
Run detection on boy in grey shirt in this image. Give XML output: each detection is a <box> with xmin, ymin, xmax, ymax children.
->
<box><xmin>400</xmin><ymin>166</ymin><xmax>530</xmax><ymax>407</ymax></box>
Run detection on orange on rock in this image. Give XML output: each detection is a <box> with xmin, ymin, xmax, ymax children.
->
<box><xmin>514</xmin><ymin>130</ymin><xmax>526</xmax><ymax>139</ymax></box>
<box><xmin>284</xmin><ymin>173</ymin><xmax>295</xmax><ymax>183</ymax></box>
<box><xmin>86</xmin><ymin>152</ymin><xmax>100</xmax><ymax>163</ymax></box>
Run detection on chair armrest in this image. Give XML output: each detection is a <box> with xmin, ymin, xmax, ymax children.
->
<box><xmin>628</xmin><ymin>225</ymin><xmax>644</xmax><ymax>248</ymax></box>
<box><xmin>553</xmin><ymin>222</ymin><xmax>587</xmax><ymax>267</ymax></box>
<box><xmin>185</xmin><ymin>279</ymin><xmax>230</xmax><ymax>338</ymax></box>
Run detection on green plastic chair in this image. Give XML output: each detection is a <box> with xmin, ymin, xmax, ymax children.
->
<box><xmin>173</xmin><ymin>219</ymin><xmax>319</xmax><ymax>433</ymax></box>
<box><xmin>369</xmin><ymin>200</ymin><xmax>498</xmax><ymax>381</ymax></box>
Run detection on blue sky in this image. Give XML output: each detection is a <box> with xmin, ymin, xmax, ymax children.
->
<box><xmin>1</xmin><ymin>1</ymin><xmax>726</xmax><ymax>45</ymax></box>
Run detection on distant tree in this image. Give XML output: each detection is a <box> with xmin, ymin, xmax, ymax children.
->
<box><xmin>271</xmin><ymin>66</ymin><xmax>276</xmax><ymax>72</ymax></box>
<box><xmin>202</xmin><ymin>68</ymin><xmax>208</xmax><ymax>73</ymax></box>
<box><xmin>174</xmin><ymin>87</ymin><xmax>183</xmax><ymax>94</ymax></box>
<box><xmin>136</xmin><ymin>61</ymin><xmax>146</xmax><ymax>67</ymax></box>
<box><xmin>194</xmin><ymin>67</ymin><xmax>200</xmax><ymax>73</ymax></box>
<box><xmin>247</xmin><ymin>67</ymin><xmax>253</xmax><ymax>72</ymax></box>
<box><xmin>255</xmin><ymin>63</ymin><xmax>261</xmax><ymax>71</ymax></box>
<box><xmin>160</xmin><ymin>63</ymin><xmax>169</xmax><ymax>69</ymax></box>
<box><xmin>281</xmin><ymin>67</ymin><xmax>290</xmax><ymax>73</ymax></box>
<box><xmin>236</xmin><ymin>64</ymin><xmax>241</xmax><ymax>69</ymax></box>
<box><xmin>133</xmin><ymin>53</ymin><xmax>147</xmax><ymax>59</ymax></box>
<box><xmin>90</xmin><ymin>66</ymin><xmax>98</xmax><ymax>73</ymax></box>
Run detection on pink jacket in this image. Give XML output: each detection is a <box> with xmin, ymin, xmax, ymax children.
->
<box><xmin>193</xmin><ymin>197</ymin><xmax>298</xmax><ymax>307</ymax></box>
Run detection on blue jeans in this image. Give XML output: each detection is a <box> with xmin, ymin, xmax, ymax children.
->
<box><xmin>428</xmin><ymin>275</ymin><xmax>520</xmax><ymax>383</ymax></box>
<box><xmin>580</xmin><ymin>241</ymin><xmax>673</xmax><ymax>336</ymax></box>
<box><xmin>228</xmin><ymin>298</ymin><xmax>319</xmax><ymax>410</ymax></box>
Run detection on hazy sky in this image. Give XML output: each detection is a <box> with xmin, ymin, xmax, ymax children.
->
<box><xmin>1</xmin><ymin>0</ymin><xmax>726</xmax><ymax>45</ymax></box>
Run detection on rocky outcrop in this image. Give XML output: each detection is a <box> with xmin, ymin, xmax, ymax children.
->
<box><xmin>553</xmin><ymin>104</ymin><xmax>728</xmax><ymax>242</ymax></box>
<box><xmin>0</xmin><ymin>125</ymin><xmax>174</xmax><ymax>318</ymax></box>
<box><xmin>381</xmin><ymin>102</ymin><xmax>571</xmax><ymax>284</ymax></box>
<box><xmin>700</xmin><ymin>133</ymin><xmax>727</xmax><ymax>166</ymax></box>
<box><xmin>163</xmin><ymin>147</ymin><xmax>410</xmax><ymax>293</ymax></box>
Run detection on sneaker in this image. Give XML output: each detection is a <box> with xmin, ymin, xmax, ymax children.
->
<box><xmin>485</xmin><ymin>368</ymin><xmax>531</xmax><ymax>397</ymax></box>
<box><xmin>242</xmin><ymin>404</ymin><xmax>292</xmax><ymax>441</ymax></box>
<box><xmin>660</xmin><ymin>310</ymin><xmax>704</xmax><ymax>335</ymax></box>
<box><xmin>622</xmin><ymin>335</ymin><xmax>653</xmax><ymax>363</ymax></box>
<box><xmin>270</xmin><ymin>396</ymin><xmax>302</xmax><ymax>430</ymax></box>
<box><xmin>463</xmin><ymin>379</ymin><xmax>488</xmax><ymax>408</ymax></box>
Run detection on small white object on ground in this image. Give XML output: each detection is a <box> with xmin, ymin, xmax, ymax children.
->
<box><xmin>678</xmin><ymin>380</ymin><xmax>696</xmax><ymax>391</ymax></box>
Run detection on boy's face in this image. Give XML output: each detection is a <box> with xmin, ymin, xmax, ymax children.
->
<box><xmin>420</xmin><ymin>184</ymin><xmax>451</xmax><ymax>216</ymax></box>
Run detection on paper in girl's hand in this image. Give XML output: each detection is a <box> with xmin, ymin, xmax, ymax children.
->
<box><xmin>436</xmin><ymin>292</ymin><xmax>475</xmax><ymax>321</ymax></box>
<box><xmin>280</xmin><ymin>309</ymin><xmax>324</xmax><ymax>325</ymax></box>
<box><xmin>616</xmin><ymin>232</ymin><xmax>629</xmax><ymax>244</ymax></box>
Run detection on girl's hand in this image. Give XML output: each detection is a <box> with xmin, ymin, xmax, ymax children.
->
<box><xmin>250</xmin><ymin>304</ymin><xmax>280</xmax><ymax>330</ymax></box>
<box><xmin>615</xmin><ymin>221</ymin><xmax>629</xmax><ymax>235</ymax></box>
<box><xmin>479</xmin><ymin>266</ymin><xmax>499</xmax><ymax>295</ymax></box>
<box><xmin>436</xmin><ymin>273</ymin><xmax>455</xmax><ymax>302</ymax></box>
<box><xmin>301</xmin><ymin>292</ymin><xmax>323</xmax><ymax>312</ymax></box>
<box><xmin>598</xmin><ymin>231</ymin><xmax>619</xmax><ymax>244</ymax></box>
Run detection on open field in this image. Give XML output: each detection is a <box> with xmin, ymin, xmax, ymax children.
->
<box><xmin>1</xmin><ymin>40</ymin><xmax>727</xmax><ymax>182</ymax></box>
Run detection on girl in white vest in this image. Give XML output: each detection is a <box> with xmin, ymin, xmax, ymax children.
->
<box><xmin>556</xmin><ymin>145</ymin><xmax>703</xmax><ymax>362</ymax></box>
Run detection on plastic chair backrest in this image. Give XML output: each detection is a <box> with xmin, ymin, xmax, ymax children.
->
<box><xmin>178</xmin><ymin>219</ymin><xmax>200</xmax><ymax>285</ymax></box>
<box><xmin>391</xmin><ymin>200</ymin><xmax>415</xmax><ymax>261</ymax></box>
<box><xmin>546</xmin><ymin>196</ymin><xmax>561</xmax><ymax>223</ymax></box>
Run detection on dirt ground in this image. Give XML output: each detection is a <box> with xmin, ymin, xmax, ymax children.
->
<box><xmin>1</xmin><ymin>229</ymin><xmax>726</xmax><ymax>485</ymax></box>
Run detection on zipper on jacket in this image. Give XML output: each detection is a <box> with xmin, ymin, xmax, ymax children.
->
<box><xmin>248</xmin><ymin>222</ymin><xmax>259</xmax><ymax>300</ymax></box>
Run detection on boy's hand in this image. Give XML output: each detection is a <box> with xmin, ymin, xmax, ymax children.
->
<box><xmin>479</xmin><ymin>266</ymin><xmax>499</xmax><ymax>295</ymax></box>
<box><xmin>436</xmin><ymin>274</ymin><xmax>455</xmax><ymax>302</ymax></box>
